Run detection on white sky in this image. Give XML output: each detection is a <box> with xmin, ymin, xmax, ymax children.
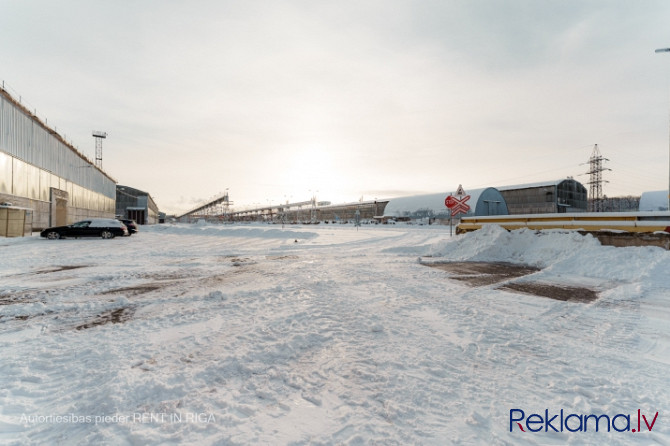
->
<box><xmin>2</xmin><ymin>0</ymin><xmax>670</xmax><ymax>214</ymax></box>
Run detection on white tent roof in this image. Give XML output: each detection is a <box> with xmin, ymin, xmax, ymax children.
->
<box><xmin>383</xmin><ymin>188</ymin><xmax>499</xmax><ymax>217</ymax></box>
<box><xmin>639</xmin><ymin>190</ymin><xmax>669</xmax><ymax>211</ymax></box>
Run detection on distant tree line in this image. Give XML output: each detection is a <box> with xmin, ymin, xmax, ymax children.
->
<box><xmin>589</xmin><ymin>196</ymin><xmax>640</xmax><ymax>212</ymax></box>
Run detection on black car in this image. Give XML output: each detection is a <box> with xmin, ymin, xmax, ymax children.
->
<box><xmin>120</xmin><ymin>219</ymin><xmax>138</xmax><ymax>234</ymax></box>
<box><xmin>40</xmin><ymin>218</ymin><xmax>129</xmax><ymax>239</ymax></box>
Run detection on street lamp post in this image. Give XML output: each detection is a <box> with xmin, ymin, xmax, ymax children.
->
<box><xmin>656</xmin><ymin>47</ymin><xmax>670</xmax><ymax>210</ymax></box>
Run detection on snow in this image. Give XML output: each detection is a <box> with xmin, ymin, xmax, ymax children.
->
<box><xmin>1</xmin><ymin>223</ymin><xmax>669</xmax><ymax>445</ymax></box>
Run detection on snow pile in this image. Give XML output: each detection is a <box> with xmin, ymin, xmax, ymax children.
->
<box><xmin>427</xmin><ymin>224</ymin><xmax>601</xmax><ymax>267</ymax></box>
<box><xmin>427</xmin><ymin>224</ymin><xmax>669</xmax><ymax>283</ymax></box>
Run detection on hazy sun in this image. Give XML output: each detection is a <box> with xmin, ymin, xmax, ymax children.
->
<box><xmin>278</xmin><ymin>144</ymin><xmax>340</xmax><ymax>200</ymax></box>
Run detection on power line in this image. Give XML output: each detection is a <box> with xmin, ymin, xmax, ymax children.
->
<box><xmin>583</xmin><ymin>144</ymin><xmax>611</xmax><ymax>212</ymax></box>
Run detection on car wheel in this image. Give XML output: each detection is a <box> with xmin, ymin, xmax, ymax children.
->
<box><xmin>46</xmin><ymin>231</ymin><xmax>60</xmax><ymax>240</ymax></box>
<box><xmin>101</xmin><ymin>230</ymin><xmax>115</xmax><ymax>239</ymax></box>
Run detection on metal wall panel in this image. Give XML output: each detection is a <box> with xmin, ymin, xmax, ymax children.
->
<box><xmin>12</xmin><ymin>158</ymin><xmax>28</xmax><ymax>197</ymax></box>
<box><xmin>0</xmin><ymin>93</ymin><xmax>116</xmax><ymax>199</ymax></box>
<box><xmin>0</xmin><ymin>152</ymin><xmax>10</xmax><ymax>194</ymax></box>
<box><xmin>39</xmin><ymin>169</ymin><xmax>50</xmax><ymax>201</ymax></box>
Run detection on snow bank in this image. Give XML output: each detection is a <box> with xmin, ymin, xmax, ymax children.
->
<box><xmin>427</xmin><ymin>225</ymin><xmax>600</xmax><ymax>266</ymax></box>
<box><xmin>426</xmin><ymin>224</ymin><xmax>669</xmax><ymax>283</ymax></box>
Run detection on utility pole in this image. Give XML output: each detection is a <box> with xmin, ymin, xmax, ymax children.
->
<box><xmin>92</xmin><ymin>131</ymin><xmax>107</xmax><ymax>169</ymax></box>
<box><xmin>584</xmin><ymin>144</ymin><xmax>611</xmax><ymax>212</ymax></box>
<box><xmin>655</xmin><ymin>47</ymin><xmax>670</xmax><ymax>210</ymax></box>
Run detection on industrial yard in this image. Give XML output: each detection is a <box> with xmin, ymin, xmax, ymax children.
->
<box><xmin>1</xmin><ymin>224</ymin><xmax>668</xmax><ymax>444</ymax></box>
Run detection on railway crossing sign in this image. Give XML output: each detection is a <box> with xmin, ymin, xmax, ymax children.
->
<box><xmin>445</xmin><ymin>185</ymin><xmax>471</xmax><ymax>216</ymax></box>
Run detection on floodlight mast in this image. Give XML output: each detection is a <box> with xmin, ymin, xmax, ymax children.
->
<box><xmin>656</xmin><ymin>48</ymin><xmax>670</xmax><ymax>210</ymax></box>
<box><xmin>92</xmin><ymin>131</ymin><xmax>107</xmax><ymax>169</ymax></box>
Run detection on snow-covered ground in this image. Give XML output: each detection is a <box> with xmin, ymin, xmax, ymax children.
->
<box><xmin>0</xmin><ymin>223</ymin><xmax>669</xmax><ymax>445</ymax></box>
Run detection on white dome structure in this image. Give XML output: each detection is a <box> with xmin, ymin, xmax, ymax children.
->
<box><xmin>383</xmin><ymin>187</ymin><xmax>508</xmax><ymax>219</ymax></box>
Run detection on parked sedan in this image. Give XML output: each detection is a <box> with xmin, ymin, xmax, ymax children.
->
<box><xmin>40</xmin><ymin>218</ymin><xmax>129</xmax><ymax>239</ymax></box>
<box><xmin>119</xmin><ymin>219</ymin><xmax>138</xmax><ymax>235</ymax></box>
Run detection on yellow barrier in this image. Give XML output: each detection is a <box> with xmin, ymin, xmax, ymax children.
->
<box><xmin>457</xmin><ymin>212</ymin><xmax>670</xmax><ymax>234</ymax></box>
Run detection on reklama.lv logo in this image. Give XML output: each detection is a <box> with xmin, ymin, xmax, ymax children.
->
<box><xmin>510</xmin><ymin>409</ymin><xmax>659</xmax><ymax>433</ymax></box>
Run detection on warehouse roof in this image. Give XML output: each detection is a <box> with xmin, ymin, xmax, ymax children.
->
<box><xmin>497</xmin><ymin>178</ymin><xmax>582</xmax><ymax>191</ymax></box>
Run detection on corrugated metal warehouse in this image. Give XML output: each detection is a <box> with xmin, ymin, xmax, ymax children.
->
<box><xmin>498</xmin><ymin>179</ymin><xmax>587</xmax><ymax>214</ymax></box>
<box><xmin>116</xmin><ymin>185</ymin><xmax>160</xmax><ymax>225</ymax></box>
<box><xmin>0</xmin><ymin>87</ymin><xmax>116</xmax><ymax>230</ymax></box>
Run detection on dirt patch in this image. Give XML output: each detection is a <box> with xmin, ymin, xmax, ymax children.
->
<box><xmin>229</xmin><ymin>257</ymin><xmax>254</xmax><ymax>267</ymax></box>
<box><xmin>101</xmin><ymin>285</ymin><xmax>162</xmax><ymax>296</ymax></box>
<box><xmin>582</xmin><ymin>230</ymin><xmax>670</xmax><ymax>250</ymax></box>
<box><xmin>135</xmin><ymin>271</ymin><xmax>193</xmax><ymax>281</ymax></box>
<box><xmin>0</xmin><ymin>290</ymin><xmax>43</xmax><ymax>306</ymax></box>
<box><xmin>75</xmin><ymin>307</ymin><xmax>134</xmax><ymax>330</ymax></box>
<box><xmin>266</xmin><ymin>255</ymin><xmax>299</xmax><ymax>261</ymax></box>
<box><xmin>424</xmin><ymin>261</ymin><xmax>598</xmax><ymax>303</ymax></box>
<box><xmin>35</xmin><ymin>265</ymin><xmax>87</xmax><ymax>274</ymax></box>
<box><xmin>500</xmin><ymin>283</ymin><xmax>599</xmax><ymax>303</ymax></box>
<box><xmin>0</xmin><ymin>295</ymin><xmax>23</xmax><ymax>306</ymax></box>
<box><xmin>425</xmin><ymin>262</ymin><xmax>540</xmax><ymax>286</ymax></box>
<box><xmin>215</xmin><ymin>255</ymin><xmax>255</xmax><ymax>266</ymax></box>
<box><xmin>0</xmin><ymin>297</ymin><xmax>36</xmax><ymax>306</ymax></box>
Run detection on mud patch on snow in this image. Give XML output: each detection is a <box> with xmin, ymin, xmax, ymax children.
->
<box><xmin>425</xmin><ymin>261</ymin><xmax>598</xmax><ymax>303</ymax></box>
<box><xmin>136</xmin><ymin>271</ymin><xmax>194</xmax><ymax>282</ymax></box>
<box><xmin>75</xmin><ymin>307</ymin><xmax>135</xmax><ymax>330</ymax></box>
<box><xmin>266</xmin><ymin>255</ymin><xmax>299</xmax><ymax>261</ymax></box>
<box><xmin>215</xmin><ymin>255</ymin><xmax>256</xmax><ymax>267</ymax></box>
<box><xmin>9</xmin><ymin>265</ymin><xmax>88</xmax><ymax>279</ymax></box>
<box><xmin>425</xmin><ymin>262</ymin><xmax>540</xmax><ymax>286</ymax></box>
<box><xmin>0</xmin><ymin>290</ymin><xmax>45</xmax><ymax>306</ymax></box>
<box><xmin>34</xmin><ymin>265</ymin><xmax>87</xmax><ymax>274</ymax></box>
<box><xmin>229</xmin><ymin>257</ymin><xmax>255</xmax><ymax>267</ymax></box>
<box><xmin>0</xmin><ymin>294</ymin><xmax>29</xmax><ymax>306</ymax></box>
<box><xmin>101</xmin><ymin>284</ymin><xmax>163</xmax><ymax>296</ymax></box>
<box><xmin>499</xmin><ymin>282</ymin><xmax>599</xmax><ymax>303</ymax></box>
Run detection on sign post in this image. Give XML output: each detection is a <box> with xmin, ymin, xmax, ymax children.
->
<box><xmin>445</xmin><ymin>185</ymin><xmax>471</xmax><ymax>236</ymax></box>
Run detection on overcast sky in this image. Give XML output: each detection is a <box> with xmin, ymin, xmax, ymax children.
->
<box><xmin>2</xmin><ymin>1</ymin><xmax>670</xmax><ymax>214</ymax></box>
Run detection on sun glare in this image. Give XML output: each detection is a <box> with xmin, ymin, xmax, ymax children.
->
<box><xmin>279</xmin><ymin>144</ymin><xmax>340</xmax><ymax>201</ymax></box>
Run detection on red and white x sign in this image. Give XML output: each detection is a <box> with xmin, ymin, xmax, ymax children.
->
<box><xmin>445</xmin><ymin>194</ymin><xmax>471</xmax><ymax>216</ymax></box>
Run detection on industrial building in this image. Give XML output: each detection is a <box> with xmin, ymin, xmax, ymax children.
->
<box><xmin>179</xmin><ymin>188</ymin><xmax>511</xmax><ymax>225</ymax></box>
<box><xmin>383</xmin><ymin>187</ymin><xmax>508</xmax><ymax>222</ymax></box>
<box><xmin>116</xmin><ymin>185</ymin><xmax>160</xmax><ymax>225</ymax></box>
<box><xmin>498</xmin><ymin>179</ymin><xmax>587</xmax><ymax>214</ymax></box>
<box><xmin>192</xmin><ymin>199</ymin><xmax>388</xmax><ymax>224</ymax></box>
<box><xmin>176</xmin><ymin>182</ymin><xmax>587</xmax><ymax>226</ymax></box>
<box><xmin>308</xmin><ymin>200</ymin><xmax>386</xmax><ymax>223</ymax></box>
<box><xmin>0</xmin><ymin>86</ymin><xmax>116</xmax><ymax>230</ymax></box>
